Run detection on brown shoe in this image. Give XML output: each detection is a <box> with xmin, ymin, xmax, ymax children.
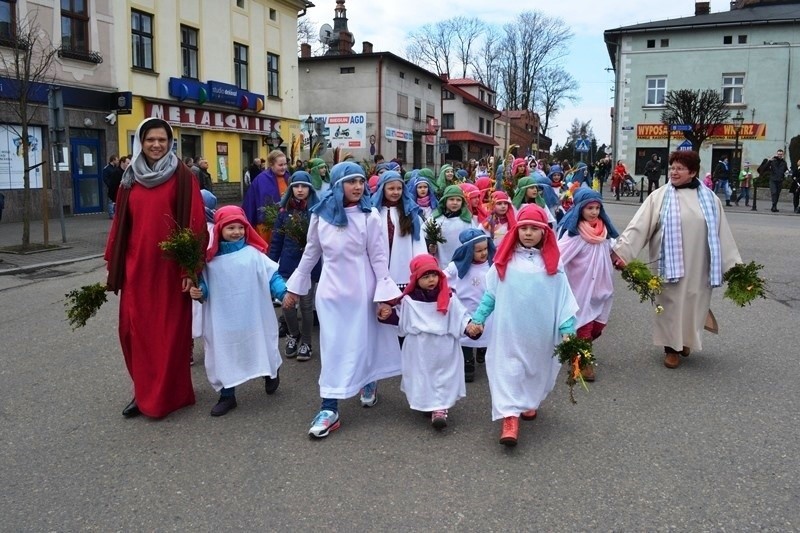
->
<box><xmin>582</xmin><ymin>364</ymin><xmax>596</xmax><ymax>382</ymax></box>
<box><xmin>499</xmin><ymin>416</ymin><xmax>519</xmax><ymax>446</ymax></box>
<box><xmin>681</xmin><ymin>346</ymin><xmax>691</xmax><ymax>357</ymax></box>
<box><xmin>664</xmin><ymin>352</ymin><xmax>681</xmax><ymax>369</ymax></box>
<box><xmin>520</xmin><ymin>409</ymin><xmax>537</xmax><ymax>421</ymax></box>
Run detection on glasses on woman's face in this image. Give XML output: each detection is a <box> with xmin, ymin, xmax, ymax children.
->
<box><xmin>669</xmin><ymin>165</ymin><xmax>689</xmax><ymax>173</ymax></box>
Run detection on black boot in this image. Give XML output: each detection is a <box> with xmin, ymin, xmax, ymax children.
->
<box><xmin>726</xmin><ymin>200</ymin><xmax>731</xmax><ymax>207</ymax></box>
<box><xmin>464</xmin><ymin>350</ymin><xmax>475</xmax><ymax>383</ymax></box>
<box><xmin>264</xmin><ymin>370</ymin><xmax>280</xmax><ymax>395</ymax></box>
<box><xmin>278</xmin><ymin>316</ymin><xmax>288</xmax><ymax>338</ymax></box>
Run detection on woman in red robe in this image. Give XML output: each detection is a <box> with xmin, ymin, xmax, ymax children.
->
<box><xmin>105</xmin><ymin>118</ymin><xmax>208</xmax><ymax>419</ymax></box>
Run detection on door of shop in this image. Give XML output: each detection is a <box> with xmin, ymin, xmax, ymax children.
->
<box><xmin>70</xmin><ymin>138</ymin><xmax>103</xmax><ymax>214</ymax></box>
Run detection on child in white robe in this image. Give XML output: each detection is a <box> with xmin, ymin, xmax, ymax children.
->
<box><xmin>378</xmin><ymin>255</ymin><xmax>478</xmax><ymax>430</ymax></box>
<box><xmin>482</xmin><ymin>190</ymin><xmax>516</xmax><ymax>247</ymax></box>
<box><xmin>429</xmin><ymin>185</ymin><xmax>478</xmax><ymax>267</ymax></box>
<box><xmin>557</xmin><ymin>188</ymin><xmax>619</xmax><ymax>382</ymax></box>
<box><xmin>444</xmin><ymin>228</ymin><xmax>496</xmax><ymax>383</ymax></box>
<box><xmin>190</xmin><ymin>206</ymin><xmax>286</xmax><ymax>417</ymax></box>
<box><xmin>372</xmin><ymin>170</ymin><xmax>427</xmax><ymax>289</ymax></box>
<box><xmin>470</xmin><ymin>205</ymin><xmax>578</xmax><ymax>447</ymax></box>
<box><xmin>284</xmin><ymin>161</ymin><xmax>402</xmax><ymax>439</ymax></box>
<box><xmin>191</xmin><ymin>190</ymin><xmax>217</xmax><ymax>353</ymax></box>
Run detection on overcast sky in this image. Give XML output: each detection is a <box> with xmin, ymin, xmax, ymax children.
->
<box><xmin>307</xmin><ymin>0</ymin><xmax>716</xmax><ymax>147</ymax></box>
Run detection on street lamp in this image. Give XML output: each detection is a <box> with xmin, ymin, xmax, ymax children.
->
<box><xmin>305</xmin><ymin>114</ymin><xmax>315</xmax><ymax>155</ymax></box>
<box><xmin>731</xmin><ymin>110</ymin><xmax>744</xmax><ymax>203</ymax></box>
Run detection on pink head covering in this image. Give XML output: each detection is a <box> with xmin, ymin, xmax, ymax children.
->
<box><xmin>206</xmin><ymin>205</ymin><xmax>267</xmax><ymax>262</ymax></box>
<box><xmin>459</xmin><ymin>183</ymin><xmax>489</xmax><ymax>223</ymax></box>
<box><xmin>493</xmin><ymin>204</ymin><xmax>559</xmax><ymax>280</ymax></box>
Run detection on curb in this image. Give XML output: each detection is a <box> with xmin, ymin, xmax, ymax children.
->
<box><xmin>0</xmin><ymin>254</ymin><xmax>105</xmax><ymax>276</ymax></box>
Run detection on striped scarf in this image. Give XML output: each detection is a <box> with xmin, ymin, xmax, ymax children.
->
<box><xmin>659</xmin><ymin>183</ymin><xmax>722</xmax><ymax>287</ymax></box>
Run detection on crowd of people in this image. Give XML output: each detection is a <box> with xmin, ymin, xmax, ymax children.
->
<box><xmin>105</xmin><ymin>118</ymin><xmax>753</xmax><ymax>448</ymax></box>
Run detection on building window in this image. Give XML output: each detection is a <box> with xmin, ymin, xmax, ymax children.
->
<box><xmin>267</xmin><ymin>52</ymin><xmax>279</xmax><ymax>97</ymax></box>
<box><xmin>479</xmin><ymin>117</ymin><xmax>485</xmax><ymax>133</ymax></box>
<box><xmin>646</xmin><ymin>77</ymin><xmax>666</xmax><ymax>106</ymax></box>
<box><xmin>269</xmin><ymin>8</ymin><xmax>277</xmax><ymax>21</ymax></box>
<box><xmin>427</xmin><ymin>83</ymin><xmax>432</xmax><ymax>90</ymax></box>
<box><xmin>181</xmin><ymin>25</ymin><xmax>198</xmax><ymax>79</ymax></box>
<box><xmin>397</xmin><ymin>93</ymin><xmax>408</xmax><ymax>117</ymax></box>
<box><xmin>340</xmin><ymin>66</ymin><xmax>355</xmax><ymax>74</ymax></box>
<box><xmin>181</xmin><ymin>134</ymin><xmax>201</xmax><ymax>161</ymax></box>
<box><xmin>660</xmin><ymin>39</ymin><xmax>669</xmax><ymax>47</ymax></box>
<box><xmin>486</xmin><ymin>120</ymin><xmax>492</xmax><ymax>136</ymax></box>
<box><xmin>426</xmin><ymin>102</ymin><xmax>435</xmax><ymax>118</ymax></box>
<box><xmin>414</xmin><ymin>77</ymin><xmax>419</xmax><ymax>85</ymax></box>
<box><xmin>236</xmin><ymin>0</ymin><xmax>245</xmax><ymax>8</ymax></box>
<box><xmin>399</xmin><ymin>71</ymin><xmax>405</xmax><ymax>79</ymax></box>
<box><xmin>723</xmin><ymin>35</ymin><xmax>732</xmax><ymax>44</ymax></box>
<box><xmin>131</xmin><ymin>10</ymin><xmax>154</xmax><ymax>69</ymax></box>
<box><xmin>646</xmin><ymin>39</ymin><xmax>655</xmax><ymax>48</ymax></box>
<box><xmin>62</xmin><ymin>0</ymin><xmax>89</xmax><ymax>52</ymax></box>
<box><xmin>480</xmin><ymin>89</ymin><xmax>485</xmax><ymax>102</ymax></box>
<box><xmin>722</xmin><ymin>74</ymin><xmax>744</xmax><ymax>104</ymax></box>
<box><xmin>0</xmin><ymin>0</ymin><xmax>17</xmax><ymax>42</ymax></box>
<box><xmin>396</xmin><ymin>141</ymin><xmax>407</xmax><ymax>164</ymax></box>
<box><xmin>234</xmin><ymin>42</ymin><xmax>248</xmax><ymax>90</ymax></box>
<box><xmin>414</xmin><ymin>105</ymin><xmax>421</xmax><ymax>121</ymax></box>
<box><xmin>738</xmin><ymin>35</ymin><xmax>747</xmax><ymax>44</ymax></box>
<box><xmin>426</xmin><ymin>144</ymin><xmax>434</xmax><ymax>165</ymax></box>
<box><xmin>442</xmin><ymin>89</ymin><xmax>455</xmax><ymax>100</ymax></box>
<box><xmin>442</xmin><ymin>113</ymin><xmax>454</xmax><ymax>129</ymax></box>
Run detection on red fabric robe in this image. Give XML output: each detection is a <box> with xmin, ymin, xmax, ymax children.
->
<box><xmin>105</xmin><ymin>173</ymin><xmax>208</xmax><ymax>418</ymax></box>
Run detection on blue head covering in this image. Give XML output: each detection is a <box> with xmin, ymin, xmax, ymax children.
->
<box><xmin>450</xmin><ymin>228</ymin><xmax>496</xmax><ymax>279</ymax></box>
<box><xmin>200</xmin><ymin>189</ymin><xmax>217</xmax><ymax>224</ymax></box>
<box><xmin>548</xmin><ymin>165</ymin><xmax>563</xmax><ymax>181</ymax></box>
<box><xmin>406</xmin><ymin>172</ymin><xmax>438</xmax><ymax>210</ymax></box>
<box><xmin>557</xmin><ymin>187</ymin><xmax>619</xmax><ymax>239</ymax></box>
<box><xmin>280</xmin><ymin>170</ymin><xmax>319</xmax><ymax>209</ymax></box>
<box><xmin>456</xmin><ymin>169</ymin><xmax>468</xmax><ymax>180</ymax></box>
<box><xmin>534</xmin><ymin>176</ymin><xmax>560</xmax><ymax>208</ymax></box>
<box><xmin>375</xmin><ymin>162</ymin><xmax>391</xmax><ymax>174</ymax></box>
<box><xmin>372</xmin><ymin>170</ymin><xmax>422</xmax><ymax>240</ymax></box>
<box><xmin>311</xmin><ymin>161</ymin><xmax>371</xmax><ymax>227</ymax></box>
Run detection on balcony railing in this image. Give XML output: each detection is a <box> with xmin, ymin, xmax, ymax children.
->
<box><xmin>57</xmin><ymin>46</ymin><xmax>103</xmax><ymax>64</ymax></box>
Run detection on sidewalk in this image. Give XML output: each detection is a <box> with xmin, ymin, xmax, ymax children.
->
<box><xmin>0</xmin><ymin>213</ymin><xmax>111</xmax><ymax>274</ymax></box>
<box><xmin>600</xmin><ymin>186</ymin><xmax>797</xmax><ymax>212</ymax></box>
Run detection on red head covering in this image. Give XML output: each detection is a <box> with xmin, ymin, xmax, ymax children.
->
<box><xmin>459</xmin><ymin>183</ymin><xmax>489</xmax><ymax>223</ymax></box>
<box><xmin>368</xmin><ymin>175</ymin><xmax>380</xmax><ymax>194</ymax></box>
<box><xmin>206</xmin><ymin>205</ymin><xmax>268</xmax><ymax>262</ymax></box>
<box><xmin>493</xmin><ymin>204</ymin><xmax>559</xmax><ymax>280</ymax></box>
<box><xmin>402</xmin><ymin>254</ymin><xmax>451</xmax><ymax>314</ymax></box>
<box><xmin>489</xmin><ymin>190</ymin><xmax>517</xmax><ymax>225</ymax></box>
<box><xmin>511</xmin><ymin>157</ymin><xmax>528</xmax><ymax>177</ymax></box>
<box><xmin>475</xmin><ymin>176</ymin><xmax>492</xmax><ymax>200</ymax></box>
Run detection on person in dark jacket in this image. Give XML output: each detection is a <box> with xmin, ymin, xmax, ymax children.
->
<box><xmin>790</xmin><ymin>157</ymin><xmax>800</xmax><ymax>214</ymax></box>
<box><xmin>644</xmin><ymin>154</ymin><xmax>662</xmax><ymax>195</ymax></box>
<box><xmin>713</xmin><ymin>156</ymin><xmax>732</xmax><ymax>206</ymax></box>
<box><xmin>192</xmin><ymin>158</ymin><xmax>214</xmax><ymax>192</ymax></box>
<box><xmin>768</xmin><ymin>149</ymin><xmax>789</xmax><ymax>212</ymax></box>
<box><xmin>268</xmin><ymin>171</ymin><xmax>321</xmax><ymax>361</ymax></box>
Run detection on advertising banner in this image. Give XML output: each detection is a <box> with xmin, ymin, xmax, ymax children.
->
<box><xmin>0</xmin><ymin>125</ymin><xmax>44</xmax><ymax>189</ymax></box>
<box><xmin>300</xmin><ymin>113</ymin><xmax>367</xmax><ymax>149</ymax></box>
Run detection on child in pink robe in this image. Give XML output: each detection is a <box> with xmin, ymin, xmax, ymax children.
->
<box><xmin>556</xmin><ymin>188</ymin><xmax>619</xmax><ymax>382</ymax></box>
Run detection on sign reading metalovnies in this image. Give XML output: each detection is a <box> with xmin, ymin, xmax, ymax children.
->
<box><xmin>637</xmin><ymin>123</ymin><xmax>767</xmax><ymax>140</ymax></box>
<box><xmin>300</xmin><ymin>113</ymin><xmax>366</xmax><ymax>149</ymax></box>
<box><xmin>146</xmin><ymin>103</ymin><xmax>279</xmax><ymax>134</ymax></box>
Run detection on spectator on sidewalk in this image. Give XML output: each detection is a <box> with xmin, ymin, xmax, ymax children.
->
<box><xmin>712</xmin><ymin>156</ymin><xmax>733</xmax><ymax>207</ymax></box>
<box><xmin>102</xmin><ymin>155</ymin><xmax>119</xmax><ymax>219</ymax></box>
<box><xmin>737</xmin><ymin>161</ymin><xmax>753</xmax><ymax>207</ymax></box>
<box><xmin>791</xmin><ymin>157</ymin><xmax>800</xmax><ymax>214</ymax></box>
<box><xmin>193</xmin><ymin>157</ymin><xmax>214</xmax><ymax>192</ymax></box>
<box><xmin>644</xmin><ymin>153</ymin><xmax>662</xmax><ymax>195</ymax></box>
<box><xmin>767</xmin><ymin>148</ymin><xmax>789</xmax><ymax>212</ymax></box>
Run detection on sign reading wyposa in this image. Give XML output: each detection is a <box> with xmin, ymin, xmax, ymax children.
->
<box><xmin>301</xmin><ymin>113</ymin><xmax>366</xmax><ymax>149</ymax></box>
<box><xmin>0</xmin><ymin>125</ymin><xmax>44</xmax><ymax>189</ymax></box>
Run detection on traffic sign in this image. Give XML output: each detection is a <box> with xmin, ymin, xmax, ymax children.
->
<box><xmin>677</xmin><ymin>139</ymin><xmax>693</xmax><ymax>151</ymax></box>
<box><xmin>670</xmin><ymin>124</ymin><xmax>692</xmax><ymax>131</ymax></box>
<box><xmin>575</xmin><ymin>138</ymin><xmax>590</xmax><ymax>153</ymax></box>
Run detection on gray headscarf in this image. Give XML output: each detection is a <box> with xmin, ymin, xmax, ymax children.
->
<box><xmin>121</xmin><ymin>118</ymin><xmax>179</xmax><ymax>189</ymax></box>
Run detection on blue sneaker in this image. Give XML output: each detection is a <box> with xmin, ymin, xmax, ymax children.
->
<box><xmin>359</xmin><ymin>381</ymin><xmax>378</xmax><ymax>407</ymax></box>
<box><xmin>308</xmin><ymin>409</ymin><xmax>340</xmax><ymax>438</ymax></box>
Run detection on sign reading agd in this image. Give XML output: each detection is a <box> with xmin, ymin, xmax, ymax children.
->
<box><xmin>301</xmin><ymin>113</ymin><xmax>366</xmax><ymax>149</ymax></box>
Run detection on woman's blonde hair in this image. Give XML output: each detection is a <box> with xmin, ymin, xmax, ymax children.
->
<box><xmin>267</xmin><ymin>149</ymin><xmax>286</xmax><ymax>167</ymax></box>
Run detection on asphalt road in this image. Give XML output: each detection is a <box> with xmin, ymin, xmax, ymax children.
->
<box><xmin>1</xmin><ymin>204</ymin><xmax>798</xmax><ymax>531</ymax></box>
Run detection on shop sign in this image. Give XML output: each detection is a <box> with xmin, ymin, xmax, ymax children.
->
<box><xmin>384</xmin><ymin>127</ymin><xmax>413</xmax><ymax>142</ymax></box>
<box><xmin>636</xmin><ymin>123</ymin><xmax>767</xmax><ymax>140</ymax></box>
<box><xmin>300</xmin><ymin>113</ymin><xmax>366</xmax><ymax>149</ymax></box>
<box><xmin>146</xmin><ymin>103</ymin><xmax>279</xmax><ymax>134</ymax></box>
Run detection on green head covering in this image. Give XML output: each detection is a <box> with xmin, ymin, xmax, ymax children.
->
<box><xmin>431</xmin><ymin>184</ymin><xmax>472</xmax><ymax>223</ymax></box>
<box><xmin>435</xmin><ymin>164</ymin><xmax>455</xmax><ymax>194</ymax></box>
<box><xmin>418</xmin><ymin>168</ymin><xmax>435</xmax><ymax>181</ymax></box>
<box><xmin>512</xmin><ymin>176</ymin><xmax>546</xmax><ymax>210</ymax></box>
<box><xmin>308</xmin><ymin>158</ymin><xmax>328</xmax><ymax>190</ymax></box>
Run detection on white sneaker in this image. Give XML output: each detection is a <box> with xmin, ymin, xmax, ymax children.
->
<box><xmin>308</xmin><ymin>409</ymin><xmax>340</xmax><ymax>438</ymax></box>
<box><xmin>359</xmin><ymin>381</ymin><xmax>378</xmax><ymax>407</ymax></box>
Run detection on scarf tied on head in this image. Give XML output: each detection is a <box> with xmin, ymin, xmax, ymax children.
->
<box><xmin>451</xmin><ymin>228</ymin><xmax>495</xmax><ymax>279</ymax></box>
<box><xmin>493</xmin><ymin>204</ymin><xmax>560</xmax><ymax>280</ymax></box>
<box><xmin>206</xmin><ymin>205</ymin><xmax>267</xmax><ymax>262</ymax></box>
<box><xmin>372</xmin><ymin>170</ymin><xmax>422</xmax><ymax>240</ymax></box>
<box><xmin>311</xmin><ymin>161</ymin><xmax>372</xmax><ymax>227</ymax></box>
<box><xmin>121</xmin><ymin>118</ymin><xmax>179</xmax><ymax>189</ymax></box>
<box><xmin>431</xmin><ymin>184</ymin><xmax>472</xmax><ymax>223</ymax></box>
<box><xmin>402</xmin><ymin>254</ymin><xmax>451</xmax><ymax>314</ymax></box>
<box><xmin>280</xmin><ymin>170</ymin><xmax>319</xmax><ymax>210</ymax></box>
<box><xmin>557</xmin><ymin>187</ymin><xmax>618</xmax><ymax>239</ymax></box>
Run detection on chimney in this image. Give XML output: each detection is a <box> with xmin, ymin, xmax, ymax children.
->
<box><xmin>362</xmin><ymin>41</ymin><xmax>373</xmax><ymax>54</ymax></box>
<box><xmin>300</xmin><ymin>43</ymin><xmax>311</xmax><ymax>58</ymax></box>
<box><xmin>695</xmin><ymin>1</ymin><xmax>710</xmax><ymax>15</ymax></box>
<box><xmin>439</xmin><ymin>73</ymin><xmax>449</xmax><ymax>82</ymax></box>
<box><xmin>338</xmin><ymin>31</ymin><xmax>353</xmax><ymax>54</ymax></box>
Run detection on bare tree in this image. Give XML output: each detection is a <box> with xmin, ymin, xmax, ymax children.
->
<box><xmin>536</xmin><ymin>65</ymin><xmax>580</xmax><ymax>136</ymax></box>
<box><xmin>661</xmin><ymin>89</ymin><xmax>730</xmax><ymax>151</ymax></box>
<box><xmin>471</xmin><ymin>31</ymin><xmax>502</xmax><ymax>96</ymax></box>
<box><xmin>405</xmin><ymin>20</ymin><xmax>454</xmax><ymax>76</ymax></box>
<box><xmin>449</xmin><ymin>17</ymin><xmax>485</xmax><ymax>78</ymax></box>
<box><xmin>499</xmin><ymin>11</ymin><xmax>572</xmax><ymax>111</ymax></box>
<box><xmin>0</xmin><ymin>12</ymin><xmax>58</xmax><ymax>248</ymax></box>
<box><xmin>297</xmin><ymin>17</ymin><xmax>323</xmax><ymax>55</ymax></box>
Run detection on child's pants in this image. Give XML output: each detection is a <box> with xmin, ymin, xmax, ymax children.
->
<box><xmin>284</xmin><ymin>288</ymin><xmax>315</xmax><ymax>343</ymax></box>
<box><xmin>576</xmin><ymin>321</ymin><xmax>606</xmax><ymax>341</ymax></box>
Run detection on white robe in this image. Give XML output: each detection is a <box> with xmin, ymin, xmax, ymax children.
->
<box><xmin>419</xmin><ymin>205</ymin><xmax>433</xmax><ymax>220</ymax></box>
<box><xmin>613</xmin><ymin>185</ymin><xmax>741</xmax><ymax>351</ymax></box>
<box><xmin>286</xmin><ymin>208</ymin><xmax>402</xmax><ymax>399</ymax></box>
<box><xmin>558</xmin><ymin>234</ymin><xmax>615</xmax><ymax>328</ymax></box>
<box><xmin>201</xmin><ymin>246</ymin><xmax>282</xmax><ymax>391</ymax></box>
<box><xmin>444</xmin><ymin>260</ymin><xmax>492</xmax><ymax>348</ymax></box>
<box><xmin>482</xmin><ymin>250</ymin><xmax>579</xmax><ymax>420</ymax></box>
<box><xmin>192</xmin><ymin>222</ymin><xmax>216</xmax><ymax>339</ymax></box>
<box><xmin>376</xmin><ymin>205</ymin><xmax>428</xmax><ymax>286</ymax></box>
<box><xmin>398</xmin><ymin>297</ymin><xmax>469</xmax><ymax>411</ymax></box>
<box><xmin>434</xmin><ymin>215</ymin><xmax>478</xmax><ymax>267</ymax></box>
